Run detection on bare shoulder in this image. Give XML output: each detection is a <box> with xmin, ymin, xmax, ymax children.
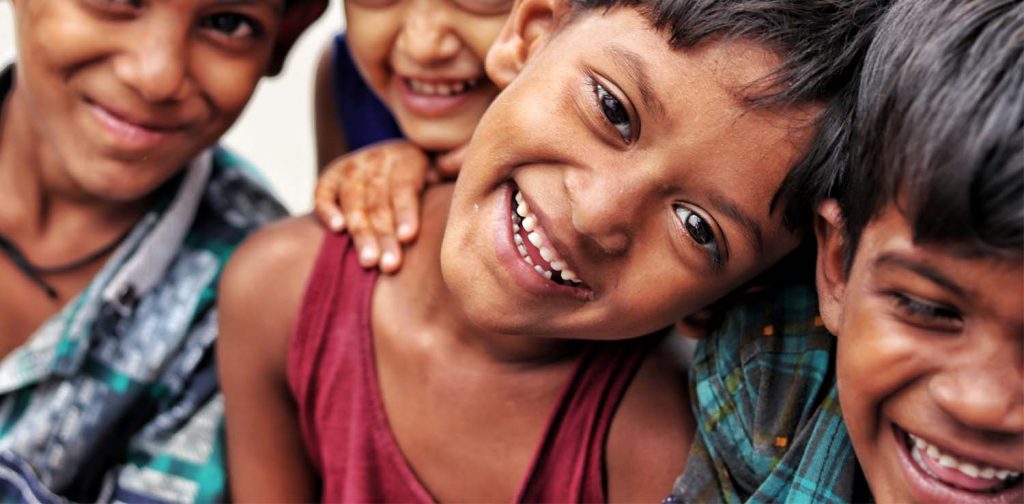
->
<box><xmin>606</xmin><ymin>333</ymin><xmax>695</xmax><ymax>502</ymax></box>
<box><xmin>218</xmin><ymin>215</ymin><xmax>326</xmax><ymax>371</ymax></box>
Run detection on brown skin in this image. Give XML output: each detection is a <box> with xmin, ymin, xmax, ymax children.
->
<box><xmin>816</xmin><ymin>200</ymin><xmax>1024</xmax><ymax>503</ymax></box>
<box><xmin>219</xmin><ymin>187</ymin><xmax>694</xmax><ymax>502</ymax></box>
<box><xmin>0</xmin><ymin>0</ymin><xmax>319</xmax><ymax>348</ymax></box>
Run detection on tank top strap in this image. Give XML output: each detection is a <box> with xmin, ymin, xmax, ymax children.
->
<box><xmin>516</xmin><ymin>332</ymin><xmax>667</xmax><ymax>503</ymax></box>
<box><xmin>286</xmin><ymin>231</ymin><xmax>378</xmax><ymax>473</ymax></box>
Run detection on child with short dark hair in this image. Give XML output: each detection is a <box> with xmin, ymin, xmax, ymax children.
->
<box><xmin>218</xmin><ymin>0</ymin><xmax>889</xmax><ymax>501</ymax></box>
<box><xmin>0</xmin><ymin>0</ymin><xmax>323</xmax><ymax>501</ymax></box>
<box><xmin>816</xmin><ymin>0</ymin><xmax>1023</xmax><ymax>501</ymax></box>
<box><xmin>671</xmin><ymin>1</ymin><xmax>1021</xmax><ymax>502</ymax></box>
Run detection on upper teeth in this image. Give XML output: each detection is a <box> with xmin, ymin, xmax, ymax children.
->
<box><xmin>512</xmin><ymin>190</ymin><xmax>581</xmax><ymax>285</ymax></box>
<box><xmin>406</xmin><ymin>77</ymin><xmax>479</xmax><ymax>97</ymax></box>
<box><xmin>909</xmin><ymin>432</ymin><xmax>1021</xmax><ymax>482</ymax></box>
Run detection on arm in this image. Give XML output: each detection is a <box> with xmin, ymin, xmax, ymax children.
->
<box><xmin>217</xmin><ymin>216</ymin><xmax>325</xmax><ymax>501</ymax></box>
<box><xmin>314</xmin><ymin>39</ymin><xmax>348</xmax><ymax>173</ymax></box>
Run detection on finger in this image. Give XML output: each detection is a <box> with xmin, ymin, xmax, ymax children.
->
<box><xmin>376</xmin><ymin>234</ymin><xmax>403</xmax><ymax>274</ymax></box>
<box><xmin>434</xmin><ymin>144</ymin><xmax>467</xmax><ymax>179</ymax></box>
<box><xmin>365</xmin><ymin>168</ymin><xmax>399</xmax><ymax>247</ymax></box>
<box><xmin>313</xmin><ymin>166</ymin><xmax>347</xmax><ymax>233</ymax></box>
<box><xmin>347</xmin><ymin>210</ymin><xmax>381</xmax><ymax>268</ymax></box>
<box><xmin>389</xmin><ymin>154</ymin><xmax>429</xmax><ymax>243</ymax></box>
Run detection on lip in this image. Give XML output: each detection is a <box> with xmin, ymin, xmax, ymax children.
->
<box><xmin>893</xmin><ymin>424</ymin><xmax>1024</xmax><ymax>503</ymax></box>
<box><xmin>85</xmin><ymin>98</ymin><xmax>186</xmax><ymax>151</ymax></box>
<box><xmin>492</xmin><ymin>182</ymin><xmax>594</xmax><ymax>302</ymax></box>
<box><xmin>391</xmin><ymin>74</ymin><xmax>487</xmax><ymax>119</ymax></box>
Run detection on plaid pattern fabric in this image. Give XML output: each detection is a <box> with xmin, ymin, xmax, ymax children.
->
<box><xmin>0</xmin><ymin>68</ymin><xmax>285</xmax><ymax>503</ymax></box>
<box><xmin>667</xmin><ymin>279</ymin><xmax>862</xmax><ymax>504</ymax></box>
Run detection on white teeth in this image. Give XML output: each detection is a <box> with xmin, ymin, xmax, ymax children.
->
<box><xmin>512</xmin><ymin>189</ymin><xmax>583</xmax><ymax>286</ymax></box>
<box><xmin>408</xmin><ymin>77</ymin><xmax>478</xmax><ymax>96</ymax></box>
<box><xmin>539</xmin><ymin>246</ymin><xmax>553</xmax><ymax>262</ymax></box>
<box><xmin>907</xmin><ymin>432</ymin><xmax>1022</xmax><ymax>483</ymax></box>
<box><xmin>522</xmin><ymin>216</ymin><xmax>536</xmax><ymax>231</ymax></box>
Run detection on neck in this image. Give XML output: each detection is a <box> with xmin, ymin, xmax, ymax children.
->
<box><xmin>0</xmin><ymin>84</ymin><xmax>151</xmax><ymax>256</ymax></box>
<box><xmin>385</xmin><ymin>184</ymin><xmax>579</xmax><ymax>366</ymax></box>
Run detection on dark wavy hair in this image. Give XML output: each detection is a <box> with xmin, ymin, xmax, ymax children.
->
<box><xmin>569</xmin><ymin>0</ymin><xmax>893</xmax><ymax>234</ymax></box>
<box><xmin>838</xmin><ymin>0</ymin><xmax>1023</xmax><ymax>263</ymax></box>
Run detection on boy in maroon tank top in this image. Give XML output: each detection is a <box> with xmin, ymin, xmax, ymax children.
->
<box><xmin>217</xmin><ymin>0</ymin><xmax>885</xmax><ymax>500</ymax></box>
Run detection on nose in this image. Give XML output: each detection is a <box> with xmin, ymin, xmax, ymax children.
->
<box><xmin>931</xmin><ymin>350</ymin><xmax>1024</xmax><ymax>434</ymax></box>
<box><xmin>566</xmin><ymin>170</ymin><xmax>646</xmax><ymax>256</ymax></box>
<box><xmin>114</xmin><ymin>23</ymin><xmax>194</xmax><ymax>103</ymax></box>
<box><xmin>395</xmin><ymin>0</ymin><xmax>461</xmax><ymax>65</ymax></box>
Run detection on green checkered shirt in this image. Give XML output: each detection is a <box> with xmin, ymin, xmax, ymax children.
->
<box><xmin>668</xmin><ymin>275</ymin><xmax>867</xmax><ymax>503</ymax></box>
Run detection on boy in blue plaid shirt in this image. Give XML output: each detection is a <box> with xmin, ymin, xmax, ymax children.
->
<box><xmin>671</xmin><ymin>0</ymin><xmax>1022</xmax><ymax>502</ymax></box>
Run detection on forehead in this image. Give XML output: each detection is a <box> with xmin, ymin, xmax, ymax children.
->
<box><xmin>859</xmin><ymin>205</ymin><xmax>1024</xmax><ymax>326</ymax></box>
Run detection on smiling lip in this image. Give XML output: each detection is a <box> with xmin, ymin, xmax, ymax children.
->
<box><xmin>393</xmin><ymin>75</ymin><xmax>487</xmax><ymax>118</ymax></box>
<box><xmin>893</xmin><ymin>425</ymin><xmax>1024</xmax><ymax>503</ymax></box>
<box><xmin>492</xmin><ymin>182</ymin><xmax>594</xmax><ymax>302</ymax></box>
<box><xmin>86</xmin><ymin>99</ymin><xmax>185</xmax><ymax>151</ymax></box>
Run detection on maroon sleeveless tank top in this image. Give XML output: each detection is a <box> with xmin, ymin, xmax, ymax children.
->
<box><xmin>288</xmin><ymin>232</ymin><xmax>663</xmax><ymax>502</ymax></box>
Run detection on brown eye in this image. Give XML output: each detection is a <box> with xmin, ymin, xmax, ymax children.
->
<box><xmin>201</xmin><ymin>13</ymin><xmax>258</xmax><ymax>38</ymax></box>
<box><xmin>674</xmin><ymin>205</ymin><xmax>723</xmax><ymax>269</ymax></box>
<box><xmin>593</xmin><ymin>81</ymin><xmax>632</xmax><ymax>142</ymax></box>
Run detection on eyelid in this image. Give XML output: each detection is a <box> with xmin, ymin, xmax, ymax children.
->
<box><xmin>587</xmin><ymin>72</ymin><xmax>640</xmax><ymax>144</ymax></box>
<box><xmin>673</xmin><ymin>203</ymin><xmax>726</xmax><ymax>272</ymax></box>
<box><xmin>888</xmin><ymin>291</ymin><xmax>964</xmax><ymax>331</ymax></box>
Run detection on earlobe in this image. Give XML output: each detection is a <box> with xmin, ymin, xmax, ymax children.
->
<box><xmin>485</xmin><ymin>0</ymin><xmax>570</xmax><ymax>88</ymax></box>
<box><xmin>814</xmin><ymin>199</ymin><xmax>848</xmax><ymax>336</ymax></box>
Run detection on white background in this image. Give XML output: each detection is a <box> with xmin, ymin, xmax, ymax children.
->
<box><xmin>0</xmin><ymin>0</ymin><xmax>344</xmax><ymax>213</ymax></box>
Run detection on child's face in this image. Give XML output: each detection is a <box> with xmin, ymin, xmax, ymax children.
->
<box><xmin>441</xmin><ymin>6</ymin><xmax>817</xmax><ymax>341</ymax></box>
<box><xmin>10</xmin><ymin>0</ymin><xmax>283</xmax><ymax>201</ymax></box>
<box><xmin>344</xmin><ymin>0</ymin><xmax>508</xmax><ymax>152</ymax></box>
<box><xmin>817</xmin><ymin>203</ymin><xmax>1024</xmax><ymax>503</ymax></box>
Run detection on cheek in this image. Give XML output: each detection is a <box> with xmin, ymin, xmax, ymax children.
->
<box><xmin>454</xmin><ymin>17</ymin><xmax>505</xmax><ymax>63</ymax></box>
<box><xmin>191</xmin><ymin>50</ymin><xmax>264</xmax><ymax>125</ymax></box>
<box><xmin>344</xmin><ymin>10</ymin><xmax>400</xmax><ymax>87</ymax></box>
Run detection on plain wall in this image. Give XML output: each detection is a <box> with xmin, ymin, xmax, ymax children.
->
<box><xmin>0</xmin><ymin>1</ymin><xmax>344</xmax><ymax>213</ymax></box>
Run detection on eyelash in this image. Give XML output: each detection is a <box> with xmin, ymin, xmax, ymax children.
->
<box><xmin>588</xmin><ymin>77</ymin><xmax>633</xmax><ymax>144</ymax></box>
<box><xmin>889</xmin><ymin>292</ymin><xmax>963</xmax><ymax>331</ymax></box>
<box><xmin>674</xmin><ymin>205</ymin><xmax>723</xmax><ymax>270</ymax></box>
<box><xmin>200</xmin><ymin>13</ymin><xmax>262</xmax><ymax>40</ymax></box>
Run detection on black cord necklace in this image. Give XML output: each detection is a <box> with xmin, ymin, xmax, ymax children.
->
<box><xmin>0</xmin><ymin>228</ymin><xmax>131</xmax><ymax>299</ymax></box>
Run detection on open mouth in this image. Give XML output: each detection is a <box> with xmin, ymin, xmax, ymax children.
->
<box><xmin>510</xmin><ymin>188</ymin><xmax>585</xmax><ymax>289</ymax></box>
<box><xmin>898</xmin><ymin>426</ymin><xmax>1022</xmax><ymax>496</ymax></box>
<box><xmin>404</xmin><ymin>77</ymin><xmax>483</xmax><ymax>97</ymax></box>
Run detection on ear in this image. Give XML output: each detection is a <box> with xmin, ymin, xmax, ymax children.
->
<box><xmin>266</xmin><ymin>0</ymin><xmax>329</xmax><ymax>76</ymax></box>
<box><xmin>814</xmin><ymin>199</ymin><xmax>849</xmax><ymax>336</ymax></box>
<box><xmin>485</xmin><ymin>0</ymin><xmax>571</xmax><ymax>88</ymax></box>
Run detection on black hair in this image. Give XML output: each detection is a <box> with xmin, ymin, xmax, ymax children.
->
<box><xmin>569</xmin><ymin>0</ymin><xmax>893</xmax><ymax>233</ymax></box>
<box><xmin>838</xmin><ymin>0</ymin><xmax>1023</xmax><ymax>263</ymax></box>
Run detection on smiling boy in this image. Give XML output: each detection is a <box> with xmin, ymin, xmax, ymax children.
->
<box><xmin>218</xmin><ymin>0</ymin><xmax>888</xmax><ymax>500</ymax></box>
<box><xmin>815</xmin><ymin>0</ymin><xmax>1023</xmax><ymax>501</ymax></box>
<box><xmin>0</xmin><ymin>0</ymin><xmax>323</xmax><ymax>501</ymax></box>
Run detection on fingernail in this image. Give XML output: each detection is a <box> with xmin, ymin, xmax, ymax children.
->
<box><xmin>360</xmin><ymin>247</ymin><xmax>377</xmax><ymax>264</ymax></box>
<box><xmin>381</xmin><ymin>251</ymin><xmax>397</xmax><ymax>269</ymax></box>
<box><xmin>329</xmin><ymin>214</ymin><xmax>344</xmax><ymax>231</ymax></box>
<box><xmin>397</xmin><ymin>223</ymin><xmax>413</xmax><ymax>239</ymax></box>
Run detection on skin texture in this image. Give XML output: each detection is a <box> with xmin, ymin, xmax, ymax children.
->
<box><xmin>0</xmin><ymin>0</ymin><xmax>292</xmax><ymax>348</ymax></box>
<box><xmin>816</xmin><ymin>201</ymin><xmax>1024</xmax><ymax>503</ymax></box>
<box><xmin>441</xmin><ymin>4</ymin><xmax>817</xmax><ymax>341</ymax></box>
<box><xmin>219</xmin><ymin>1</ymin><xmax>825</xmax><ymax>501</ymax></box>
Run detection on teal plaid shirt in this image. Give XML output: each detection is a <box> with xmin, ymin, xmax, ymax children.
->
<box><xmin>668</xmin><ymin>273</ymin><xmax>867</xmax><ymax>503</ymax></box>
<box><xmin>0</xmin><ymin>72</ymin><xmax>285</xmax><ymax>503</ymax></box>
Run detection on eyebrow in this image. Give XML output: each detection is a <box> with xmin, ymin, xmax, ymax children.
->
<box><xmin>217</xmin><ymin>0</ymin><xmax>285</xmax><ymax>13</ymax></box>
<box><xmin>873</xmin><ymin>253</ymin><xmax>967</xmax><ymax>299</ymax></box>
<box><xmin>707</xmin><ymin>191</ymin><xmax>765</xmax><ymax>258</ymax></box>
<box><xmin>605</xmin><ymin>45</ymin><xmax>667</xmax><ymax>121</ymax></box>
